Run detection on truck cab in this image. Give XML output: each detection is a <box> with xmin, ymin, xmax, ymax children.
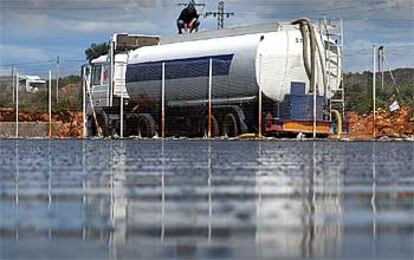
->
<box><xmin>89</xmin><ymin>53</ymin><xmax>129</xmax><ymax>108</ymax></box>
<box><xmin>83</xmin><ymin>33</ymin><xmax>160</xmax><ymax>136</ymax></box>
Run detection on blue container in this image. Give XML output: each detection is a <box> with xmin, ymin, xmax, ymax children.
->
<box><xmin>279</xmin><ymin>96</ymin><xmax>324</xmax><ymax>121</ymax></box>
<box><xmin>290</xmin><ymin>82</ymin><xmax>306</xmax><ymax>96</ymax></box>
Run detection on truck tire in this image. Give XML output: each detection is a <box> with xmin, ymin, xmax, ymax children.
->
<box><xmin>87</xmin><ymin>116</ymin><xmax>97</xmax><ymax>137</ymax></box>
<box><xmin>136</xmin><ymin>114</ymin><xmax>156</xmax><ymax>138</ymax></box>
<box><xmin>222</xmin><ymin>112</ymin><xmax>239</xmax><ymax>137</ymax></box>
<box><xmin>201</xmin><ymin>115</ymin><xmax>219</xmax><ymax>137</ymax></box>
<box><xmin>88</xmin><ymin>111</ymin><xmax>111</xmax><ymax>137</ymax></box>
<box><xmin>96</xmin><ymin>111</ymin><xmax>113</xmax><ymax>137</ymax></box>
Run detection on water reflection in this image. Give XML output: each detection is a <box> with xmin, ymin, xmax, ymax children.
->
<box><xmin>0</xmin><ymin>140</ymin><xmax>413</xmax><ymax>259</ymax></box>
<box><xmin>255</xmin><ymin>141</ymin><xmax>345</xmax><ymax>258</ymax></box>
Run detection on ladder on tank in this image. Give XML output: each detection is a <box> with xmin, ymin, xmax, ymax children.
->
<box><xmin>320</xmin><ymin>18</ymin><xmax>345</xmax><ymax>122</ymax></box>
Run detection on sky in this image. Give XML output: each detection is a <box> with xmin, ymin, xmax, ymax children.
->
<box><xmin>0</xmin><ymin>0</ymin><xmax>413</xmax><ymax>77</ymax></box>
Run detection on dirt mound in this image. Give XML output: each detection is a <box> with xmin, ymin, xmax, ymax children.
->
<box><xmin>54</xmin><ymin>110</ymin><xmax>83</xmax><ymax>137</ymax></box>
<box><xmin>2</xmin><ymin>105</ymin><xmax>413</xmax><ymax>139</ymax></box>
<box><xmin>0</xmin><ymin>109</ymin><xmax>83</xmax><ymax>137</ymax></box>
<box><xmin>346</xmin><ymin>106</ymin><xmax>414</xmax><ymax>139</ymax></box>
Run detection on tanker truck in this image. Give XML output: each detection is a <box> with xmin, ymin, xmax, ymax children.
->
<box><xmin>84</xmin><ymin>19</ymin><xmax>344</xmax><ymax>138</ymax></box>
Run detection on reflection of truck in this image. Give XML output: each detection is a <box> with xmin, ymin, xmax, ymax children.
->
<box><xmin>84</xmin><ymin>19</ymin><xmax>343</xmax><ymax>138</ymax></box>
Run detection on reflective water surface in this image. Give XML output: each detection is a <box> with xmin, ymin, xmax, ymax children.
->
<box><xmin>0</xmin><ymin>140</ymin><xmax>413</xmax><ymax>259</ymax></box>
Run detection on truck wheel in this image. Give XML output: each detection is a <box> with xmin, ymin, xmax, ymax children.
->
<box><xmin>94</xmin><ymin>111</ymin><xmax>112</xmax><ymax>137</ymax></box>
<box><xmin>202</xmin><ymin>115</ymin><xmax>219</xmax><ymax>137</ymax></box>
<box><xmin>87</xmin><ymin>116</ymin><xmax>97</xmax><ymax>137</ymax></box>
<box><xmin>90</xmin><ymin>111</ymin><xmax>111</xmax><ymax>137</ymax></box>
<box><xmin>222</xmin><ymin>113</ymin><xmax>239</xmax><ymax>137</ymax></box>
<box><xmin>136</xmin><ymin>114</ymin><xmax>156</xmax><ymax>138</ymax></box>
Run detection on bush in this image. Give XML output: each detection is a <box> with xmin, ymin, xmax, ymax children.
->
<box><xmin>344</xmin><ymin>68</ymin><xmax>414</xmax><ymax>114</ymax></box>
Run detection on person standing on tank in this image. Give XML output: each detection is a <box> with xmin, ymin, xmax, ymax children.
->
<box><xmin>177</xmin><ymin>0</ymin><xmax>200</xmax><ymax>34</ymax></box>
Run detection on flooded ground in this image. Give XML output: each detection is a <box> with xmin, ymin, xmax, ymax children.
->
<box><xmin>0</xmin><ymin>139</ymin><xmax>413</xmax><ymax>259</ymax></box>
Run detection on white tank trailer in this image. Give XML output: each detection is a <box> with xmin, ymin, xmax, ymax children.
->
<box><xmin>86</xmin><ymin>19</ymin><xmax>343</xmax><ymax>138</ymax></box>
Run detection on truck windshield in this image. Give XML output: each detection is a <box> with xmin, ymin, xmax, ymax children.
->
<box><xmin>92</xmin><ymin>65</ymin><xmax>102</xmax><ymax>86</ymax></box>
<box><xmin>102</xmin><ymin>64</ymin><xmax>110</xmax><ymax>85</ymax></box>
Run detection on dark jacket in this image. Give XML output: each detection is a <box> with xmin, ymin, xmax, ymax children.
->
<box><xmin>178</xmin><ymin>6</ymin><xmax>199</xmax><ymax>24</ymax></box>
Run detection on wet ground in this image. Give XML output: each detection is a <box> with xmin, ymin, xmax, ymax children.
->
<box><xmin>0</xmin><ymin>139</ymin><xmax>413</xmax><ymax>259</ymax></box>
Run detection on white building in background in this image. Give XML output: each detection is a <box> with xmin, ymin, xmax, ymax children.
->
<box><xmin>18</xmin><ymin>75</ymin><xmax>46</xmax><ymax>93</ymax></box>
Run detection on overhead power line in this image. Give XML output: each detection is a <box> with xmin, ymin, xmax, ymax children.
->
<box><xmin>0</xmin><ymin>60</ymin><xmax>54</xmax><ymax>67</ymax></box>
<box><xmin>177</xmin><ymin>1</ymin><xmax>206</xmax><ymax>8</ymax></box>
<box><xmin>205</xmin><ymin>1</ymin><xmax>234</xmax><ymax>29</ymax></box>
<box><xmin>177</xmin><ymin>0</ymin><xmax>207</xmax><ymax>15</ymax></box>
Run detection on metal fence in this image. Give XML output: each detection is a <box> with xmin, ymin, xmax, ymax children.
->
<box><xmin>342</xmin><ymin>45</ymin><xmax>414</xmax><ymax>138</ymax></box>
<box><xmin>1</xmin><ymin>56</ymin><xmax>324</xmax><ymax>139</ymax></box>
<box><xmin>92</xmin><ymin>57</ymin><xmax>265</xmax><ymax>139</ymax></box>
<box><xmin>0</xmin><ymin>66</ymin><xmax>83</xmax><ymax>138</ymax></box>
<box><xmin>101</xmin><ymin>56</ymin><xmax>326</xmax><ymax>139</ymax></box>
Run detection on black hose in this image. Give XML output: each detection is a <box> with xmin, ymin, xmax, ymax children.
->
<box><xmin>292</xmin><ymin>18</ymin><xmax>322</xmax><ymax>94</ymax></box>
<box><xmin>293</xmin><ymin>19</ymin><xmax>312</xmax><ymax>81</ymax></box>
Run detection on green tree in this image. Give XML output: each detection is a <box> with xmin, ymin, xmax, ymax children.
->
<box><xmin>85</xmin><ymin>42</ymin><xmax>110</xmax><ymax>63</ymax></box>
<box><xmin>344</xmin><ymin>68</ymin><xmax>414</xmax><ymax>114</ymax></box>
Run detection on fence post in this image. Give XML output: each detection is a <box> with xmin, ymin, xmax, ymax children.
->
<box><xmin>120</xmin><ymin>68</ymin><xmax>124</xmax><ymax>138</ymax></box>
<box><xmin>208</xmin><ymin>58</ymin><xmax>213</xmax><ymax>139</ymax></box>
<box><xmin>258</xmin><ymin>54</ymin><xmax>263</xmax><ymax>138</ymax></box>
<box><xmin>56</xmin><ymin>56</ymin><xmax>59</xmax><ymax>103</ymax></box>
<box><xmin>109</xmin><ymin>39</ymin><xmax>114</xmax><ymax>107</ymax></box>
<box><xmin>12</xmin><ymin>66</ymin><xmax>15</xmax><ymax>104</ymax></box>
<box><xmin>48</xmin><ymin>70</ymin><xmax>52</xmax><ymax>138</ymax></box>
<box><xmin>15</xmin><ymin>72</ymin><xmax>19</xmax><ymax>138</ymax></box>
<box><xmin>372</xmin><ymin>45</ymin><xmax>376</xmax><ymax>139</ymax></box>
<box><xmin>161</xmin><ymin>62</ymin><xmax>165</xmax><ymax>138</ymax></box>
<box><xmin>82</xmin><ymin>66</ymin><xmax>87</xmax><ymax>138</ymax></box>
<box><xmin>313</xmin><ymin>55</ymin><xmax>318</xmax><ymax>139</ymax></box>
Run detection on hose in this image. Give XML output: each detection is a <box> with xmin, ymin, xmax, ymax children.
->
<box><xmin>331</xmin><ymin>109</ymin><xmax>342</xmax><ymax>138</ymax></box>
<box><xmin>297</xmin><ymin>24</ymin><xmax>311</xmax><ymax>80</ymax></box>
<box><xmin>292</xmin><ymin>18</ymin><xmax>326</xmax><ymax>94</ymax></box>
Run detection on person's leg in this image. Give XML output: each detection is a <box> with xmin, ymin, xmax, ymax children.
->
<box><xmin>177</xmin><ymin>20</ymin><xmax>185</xmax><ymax>34</ymax></box>
<box><xmin>190</xmin><ymin>20</ymin><xmax>200</xmax><ymax>33</ymax></box>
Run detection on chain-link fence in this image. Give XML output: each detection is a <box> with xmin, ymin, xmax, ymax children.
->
<box><xmin>0</xmin><ymin>59</ymin><xmax>348</xmax><ymax>140</ymax></box>
<box><xmin>0</xmin><ymin>64</ymin><xmax>83</xmax><ymax>138</ymax></box>
<box><xmin>0</xmin><ymin>58</ymin><xmax>330</xmax><ymax>140</ymax></box>
<box><xmin>115</xmin><ymin>55</ymin><xmax>331</xmax><ymax>139</ymax></box>
<box><xmin>0</xmin><ymin>75</ymin><xmax>16</xmax><ymax>125</ymax></box>
<box><xmin>343</xmin><ymin>45</ymin><xmax>414</xmax><ymax>138</ymax></box>
<box><xmin>118</xmin><ymin>57</ymin><xmax>262</xmax><ymax>139</ymax></box>
<box><xmin>4</xmin><ymin>45</ymin><xmax>410</xmax><ymax>139</ymax></box>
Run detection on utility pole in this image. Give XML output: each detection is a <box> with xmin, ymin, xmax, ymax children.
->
<box><xmin>377</xmin><ymin>46</ymin><xmax>384</xmax><ymax>91</ymax></box>
<box><xmin>56</xmin><ymin>56</ymin><xmax>59</xmax><ymax>103</ymax></box>
<box><xmin>206</xmin><ymin>1</ymin><xmax>234</xmax><ymax>29</ymax></box>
